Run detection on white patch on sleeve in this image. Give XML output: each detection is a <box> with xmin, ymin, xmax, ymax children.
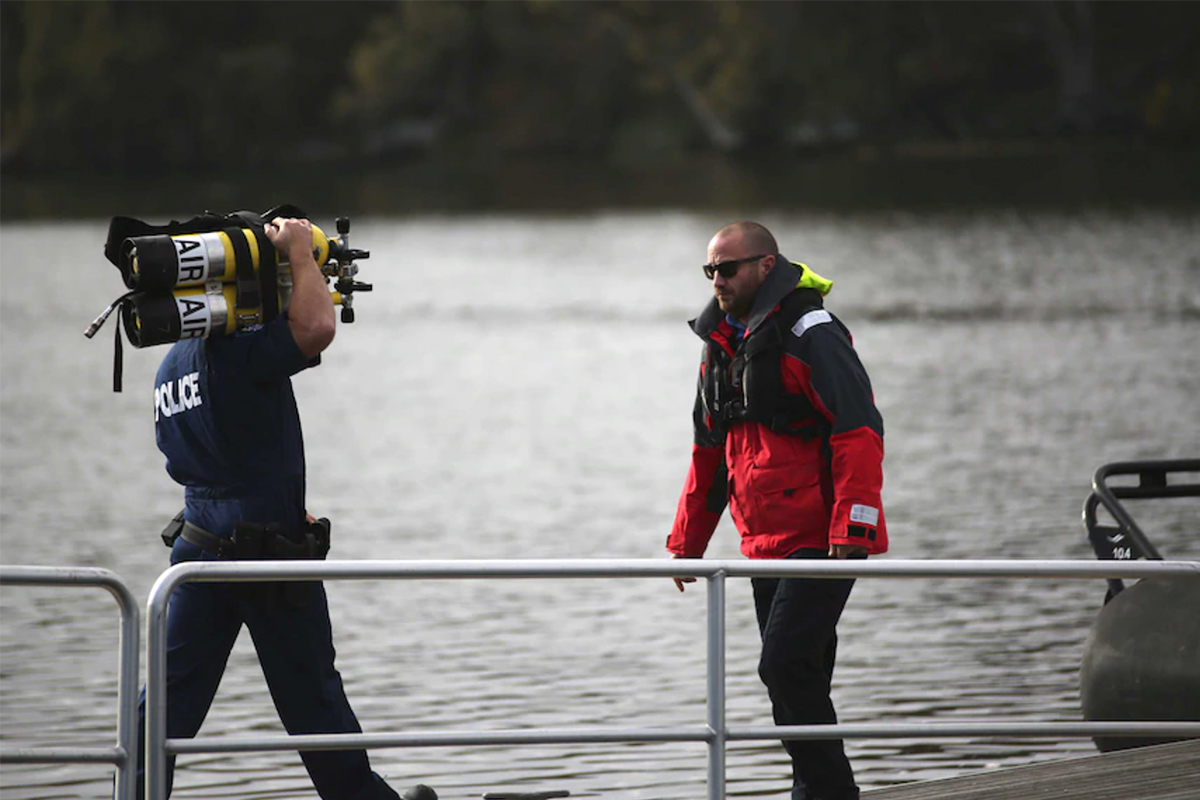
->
<box><xmin>791</xmin><ymin>309</ymin><xmax>832</xmax><ymax>337</ymax></box>
<box><xmin>849</xmin><ymin>504</ymin><xmax>879</xmax><ymax>526</ymax></box>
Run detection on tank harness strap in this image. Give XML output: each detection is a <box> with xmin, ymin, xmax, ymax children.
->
<box><xmin>224</xmin><ymin>227</ymin><xmax>260</xmax><ymax>318</ymax></box>
<box><xmin>83</xmin><ymin>290</ymin><xmax>138</xmax><ymax>392</ymax></box>
<box><xmin>112</xmin><ymin>301</ymin><xmax>124</xmax><ymax>393</ymax></box>
<box><xmin>255</xmin><ymin>229</ymin><xmax>279</xmax><ymax>323</ymax></box>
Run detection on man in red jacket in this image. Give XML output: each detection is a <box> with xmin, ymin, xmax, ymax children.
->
<box><xmin>668</xmin><ymin>221</ymin><xmax>886</xmax><ymax>800</ymax></box>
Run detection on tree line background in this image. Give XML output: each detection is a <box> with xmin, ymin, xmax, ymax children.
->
<box><xmin>2</xmin><ymin>1</ymin><xmax>1197</xmax><ymax>214</ymax></box>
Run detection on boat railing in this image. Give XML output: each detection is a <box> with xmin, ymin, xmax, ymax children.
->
<box><xmin>142</xmin><ymin>557</ymin><xmax>1200</xmax><ymax>800</ymax></box>
<box><xmin>0</xmin><ymin>565</ymin><xmax>141</xmax><ymax>800</ymax></box>
<box><xmin>5</xmin><ymin>559</ymin><xmax>1198</xmax><ymax>800</ymax></box>
<box><xmin>1083</xmin><ymin>458</ymin><xmax>1200</xmax><ymax>599</ymax></box>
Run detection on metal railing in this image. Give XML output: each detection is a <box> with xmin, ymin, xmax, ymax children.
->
<box><xmin>145</xmin><ymin>557</ymin><xmax>1200</xmax><ymax>800</ymax></box>
<box><xmin>0</xmin><ymin>565</ymin><xmax>141</xmax><ymax>800</ymax></box>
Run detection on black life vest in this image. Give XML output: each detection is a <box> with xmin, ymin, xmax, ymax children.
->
<box><xmin>701</xmin><ymin>287</ymin><xmax>831</xmax><ymax>442</ymax></box>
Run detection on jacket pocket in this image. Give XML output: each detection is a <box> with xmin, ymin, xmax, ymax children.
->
<box><xmin>745</xmin><ymin>462</ymin><xmax>827</xmax><ymax>536</ymax></box>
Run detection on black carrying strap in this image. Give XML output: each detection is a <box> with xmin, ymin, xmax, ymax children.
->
<box><xmin>113</xmin><ymin>310</ymin><xmax>124</xmax><ymax>392</ymax></box>
<box><xmin>102</xmin><ymin>205</ymin><xmax>308</xmax><ymax>269</ymax></box>
<box><xmin>104</xmin><ymin>212</ymin><xmax>227</xmax><ymax>268</ymax></box>
<box><xmin>223</xmin><ymin>226</ymin><xmax>260</xmax><ymax>315</ymax></box>
<box><xmin>257</xmin><ymin>204</ymin><xmax>308</xmax><ymax>224</ymax></box>
<box><xmin>221</xmin><ymin>207</ymin><xmax>298</xmax><ymax>324</ymax></box>
<box><xmin>255</xmin><ymin>228</ymin><xmax>279</xmax><ymax>322</ymax></box>
<box><xmin>230</xmin><ymin>206</ymin><xmax>304</xmax><ymax>325</ymax></box>
<box><xmin>251</xmin><ymin>206</ymin><xmax>308</xmax><ymax>325</ymax></box>
<box><xmin>83</xmin><ymin>290</ymin><xmax>137</xmax><ymax>391</ymax></box>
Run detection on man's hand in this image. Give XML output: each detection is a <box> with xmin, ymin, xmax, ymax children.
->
<box><xmin>830</xmin><ymin>544</ymin><xmax>869</xmax><ymax>559</ymax></box>
<box><xmin>263</xmin><ymin>217</ymin><xmax>315</xmax><ymax>266</ymax></box>
<box><xmin>670</xmin><ymin>553</ymin><xmax>697</xmax><ymax>592</ymax></box>
<box><xmin>265</xmin><ymin>216</ymin><xmax>336</xmax><ymax>358</ymax></box>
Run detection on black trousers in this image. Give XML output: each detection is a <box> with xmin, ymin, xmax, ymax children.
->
<box><xmin>130</xmin><ymin>537</ymin><xmax>399</xmax><ymax>800</ymax></box>
<box><xmin>752</xmin><ymin>549</ymin><xmax>859</xmax><ymax>800</ymax></box>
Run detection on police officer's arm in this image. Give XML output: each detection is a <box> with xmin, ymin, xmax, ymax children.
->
<box><xmin>782</xmin><ymin>316</ymin><xmax>886</xmax><ymax>558</ymax></box>
<box><xmin>265</xmin><ymin>217</ymin><xmax>336</xmax><ymax>358</ymax></box>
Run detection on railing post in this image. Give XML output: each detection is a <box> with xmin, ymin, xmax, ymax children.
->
<box><xmin>0</xmin><ymin>566</ymin><xmax>140</xmax><ymax>800</ymax></box>
<box><xmin>112</xmin><ymin>574</ymin><xmax>141</xmax><ymax>800</ymax></box>
<box><xmin>146</xmin><ymin>571</ymin><xmax>176</xmax><ymax>800</ymax></box>
<box><xmin>707</xmin><ymin>568</ymin><xmax>726</xmax><ymax>800</ymax></box>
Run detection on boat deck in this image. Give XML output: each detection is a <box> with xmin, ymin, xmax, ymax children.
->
<box><xmin>865</xmin><ymin>738</ymin><xmax>1200</xmax><ymax>799</ymax></box>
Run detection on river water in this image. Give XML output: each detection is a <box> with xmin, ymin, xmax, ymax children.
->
<box><xmin>2</xmin><ymin>209</ymin><xmax>1198</xmax><ymax>799</ymax></box>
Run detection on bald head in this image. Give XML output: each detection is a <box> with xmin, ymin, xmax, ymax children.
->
<box><xmin>712</xmin><ymin>221</ymin><xmax>778</xmax><ymax>258</ymax></box>
<box><xmin>706</xmin><ymin>221</ymin><xmax>781</xmax><ymax>321</ymax></box>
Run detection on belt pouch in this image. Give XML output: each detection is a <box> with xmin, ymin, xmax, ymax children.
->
<box><xmin>279</xmin><ymin>518</ymin><xmax>331</xmax><ymax>608</ymax></box>
<box><xmin>232</xmin><ymin>522</ymin><xmax>267</xmax><ymax>559</ymax></box>
<box><xmin>307</xmin><ymin>517</ymin><xmax>332</xmax><ymax>559</ymax></box>
<box><xmin>227</xmin><ymin>522</ymin><xmax>270</xmax><ymax>605</ymax></box>
<box><xmin>161</xmin><ymin>510</ymin><xmax>186</xmax><ymax>547</ymax></box>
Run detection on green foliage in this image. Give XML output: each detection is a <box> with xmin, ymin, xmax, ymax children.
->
<box><xmin>2</xmin><ymin>0</ymin><xmax>1197</xmax><ymax>176</ymax></box>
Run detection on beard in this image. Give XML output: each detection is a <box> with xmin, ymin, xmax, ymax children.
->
<box><xmin>717</xmin><ymin>290</ymin><xmax>753</xmax><ymax>320</ymax></box>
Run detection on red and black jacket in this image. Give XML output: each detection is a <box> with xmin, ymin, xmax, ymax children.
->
<box><xmin>668</xmin><ymin>260</ymin><xmax>887</xmax><ymax>559</ymax></box>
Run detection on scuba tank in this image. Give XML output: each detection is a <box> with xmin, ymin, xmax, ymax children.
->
<box><xmin>114</xmin><ymin>222</ymin><xmax>333</xmax><ymax>347</ymax></box>
<box><xmin>85</xmin><ymin>205</ymin><xmax>371</xmax><ymax>390</ymax></box>
<box><xmin>122</xmin><ymin>282</ymin><xmax>247</xmax><ymax>348</ymax></box>
<box><xmin>118</xmin><ymin>226</ymin><xmax>331</xmax><ymax>292</ymax></box>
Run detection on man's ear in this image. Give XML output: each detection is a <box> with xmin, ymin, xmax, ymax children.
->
<box><xmin>761</xmin><ymin>254</ymin><xmax>776</xmax><ymax>274</ymax></box>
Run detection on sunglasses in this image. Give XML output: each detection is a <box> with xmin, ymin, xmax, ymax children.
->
<box><xmin>703</xmin><ymin>254</ymin><xmax>768</xmax><ymax>280</ymax></box>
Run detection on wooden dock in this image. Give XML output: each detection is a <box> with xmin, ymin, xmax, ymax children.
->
<box><xmin>865</xmin><ymin>738</ymin><xmax>1200</xmax><ymax>800</ymax></box>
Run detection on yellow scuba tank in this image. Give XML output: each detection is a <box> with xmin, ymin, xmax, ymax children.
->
<box><xmin>120</xmin><ymin>225</ymin><xmax>332</xmax><ymax>292</ymax></box>
<box><xmin>121</xmin><ymin>281</ymin><xmax>297</xmax><ymax>348</ymax></box>
<box><xmin>87</xmin><ymin>206</ymin><xmax>372</xmax><ymax>392</ymax></box>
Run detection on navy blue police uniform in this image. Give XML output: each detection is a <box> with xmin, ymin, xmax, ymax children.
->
<box><xmin>135</xmin><ymin>311</ymin><xmax>399</xmax><ymax>800</ymax></box>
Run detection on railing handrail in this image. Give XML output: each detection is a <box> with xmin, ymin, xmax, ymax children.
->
<box><xmin>146</xmin><ymin>557</ymin><xmax>1200</xmax><ymax>586</ymax></box>
<box><xmin>0</xmin><ymin>566</ymin><xmax>140</xmax><ymax>800</ymax></box>
<box><xmin>145</xmin><ymin>557</ymin><xmax>1200</xmax><ymax>800</ymax></box>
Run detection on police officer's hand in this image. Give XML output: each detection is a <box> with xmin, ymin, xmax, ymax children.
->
<box><xmin>264</xmin><ymin>217</ymin><xmax>316</xmax><ymax>266</ymax></box>
<box><xmin>830</xmin><ymin>544</ymin><xmax>869</xmax><ymax>559</ymax></box>
<box><xmin>266</xmin><ymin>216</ymin><xmax>336</xmax><ymax>357</ymax></box>
<box><xmin>670</xmin><ymin>553</ymin><xmax>698</xmax><ymax>592</ymax></box>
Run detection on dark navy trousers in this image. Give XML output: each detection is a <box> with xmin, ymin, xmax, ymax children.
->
<box><xmin>132</xmin><ymin>538</ymin><xmax>398</xmax><ymax>800</ymax></box>
<box><xmin>752</xmin><ymin>549</ymin><xmax>859</xmax><ymax>800</ymax></box>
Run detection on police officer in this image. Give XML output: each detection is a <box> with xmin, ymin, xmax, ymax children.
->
<box><xmin>668</xmin><ymin>221</ymin><xmax>886</xmax><ymax>800</ymax></box>
<box><xmin>134</xmin><ymin>217</ymin><xmax>434</xmax><ymax>800</ymax></box>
